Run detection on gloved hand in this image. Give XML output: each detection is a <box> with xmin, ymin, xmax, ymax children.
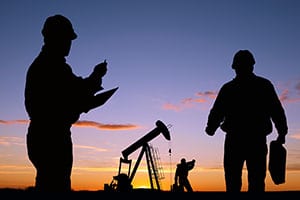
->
<box><xmin>205</xmin><ymin>126</ymin><xmax>215</xmax><ymax>136</ymax></box>
<box><xmin>93</xmin><ymin>60</ymin><xmax>107</xmax><ymax>78</ymax></box>
<box><xmin>88</xmin><ymin>60</ymin><xmax>108</xmax><ymax>93</ymax></box>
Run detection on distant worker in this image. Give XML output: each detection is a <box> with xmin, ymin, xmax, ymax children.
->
<box><xmin>205</xmin><ymin>50</ymin><xmax>288</xmax><ymax>192</ymax></box>
<box><xmin>174</xmin><ymin>158</ymin><xmax>195</xmax><ymax>192</ymax></box>
<box><xmin>24</xmin><ymin>14</ymin><xmax>109</xmax><ymax>192</ymax></box>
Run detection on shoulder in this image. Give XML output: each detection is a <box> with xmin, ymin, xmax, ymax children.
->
<box><xmin>254</xmin><ymin>75</ymin><xmax>271</xmax><ymax>83</ymax></box>
<box><xmin>220</xmin><ymin>79</ymin><xmax>236</xmax><ymax>91</ymax></box>
<box><xmin>253</xmin><ymin>75</ymin><xmax>274</xmax><ymax>87</ymax></box>
<box><xmin>26</xmin><ymin>56</ymin><xmax>43</xmax><ymax>75</ymax></box>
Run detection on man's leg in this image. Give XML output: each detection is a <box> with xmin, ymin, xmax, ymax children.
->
<box><xmin>247</xmin><ymin>141</ymin><xmax>267</xmax><ymax>192</ymax></box>
<box><xmin>224</xmin><ymin>135</ymin><xmax>245</xmax><ymax>192</ymax></box>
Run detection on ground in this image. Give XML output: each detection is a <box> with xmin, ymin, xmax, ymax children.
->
<box><xmin>0</xmin><ymin>188</ymin><xmax>298</xmax><ymax>199</ymax></box>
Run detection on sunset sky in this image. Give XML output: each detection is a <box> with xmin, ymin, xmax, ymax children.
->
<box><xmin>0</xmin><ymin>0</ymin><xmax>300</xmax><ymax>192</ymax></box>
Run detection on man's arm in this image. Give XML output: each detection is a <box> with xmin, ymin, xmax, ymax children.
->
<box><xmin>86</xmin><ymin>60</ymin><xmax>108</xmax><ymax>94</ymax></box>
<box><xmin>187</xmin><ymin>159</ymin><xmax>195</xmax><ymax>170</ymax></box>
<box><xmin>205</xmin><ymin>87</ymin><xmax>226</xmax><ymax>136</ymax></box>
<box><xmin>269</xmin><ymin>83</ymin><xmax>288</xmax><ymax>144</ymax></box>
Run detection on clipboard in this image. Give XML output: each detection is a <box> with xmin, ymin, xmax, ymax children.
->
<box><xmin>89</xmin><ymin>87</ymin><xmax>119</xmax><ymax>110</ymax></box>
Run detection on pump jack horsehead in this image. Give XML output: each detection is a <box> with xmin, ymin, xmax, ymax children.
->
<box><xmin>104</xmin><ymin>120</ymin><xmax>171</xmax><ymax>192</ymax></box>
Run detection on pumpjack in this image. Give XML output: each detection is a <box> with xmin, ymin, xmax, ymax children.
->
<box><xmin>104</xmin><ymin>120</ymin><xmax>171</xmax><ymax>192</ymax></box>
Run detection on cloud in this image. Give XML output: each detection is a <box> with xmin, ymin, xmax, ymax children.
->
<box><xmin>0</xmin><ymin>165</ymin><xmax>33</xmax><ymax>175</ymax></box>
<box><xmin>276</xmin><ymin>80</ymin><xmax>300</xmax><ymax>104</ymax></box>
<box><xmin>162</xmin><ymin>90</ymin><xmax>218</xmax><ymax>111</ymax></box>
<box><xmin>0</xmin><ymin>120</ymin><xmax>28</xmax><ymax>125</ymax></box>
<box><xmin>73</xmin><ymin>120</ymin><xmax>140</xmax><ymax>131</ymax></box>
<box><xmin>278</xmin><ymin>88</ymin><xmax>300</xmax><ymax>103</ymax></box>
<box><xmin>286</xmin><ymin>164</ymin><xmax>300</xmax><ymax>171</ymax></box>
<box><xmin>74</xmin><ymin>144</ymin><xmax>107</xmax><ymax>152</ymax></box>
<box><xmin>290</xmin><ymin>133</ymin><xmax>300</xmax><ymax>140</ymax></box>
<box><xmin>0</xmin><ymin>119</ymin><xmax>140</xmax><ymax>131</ymax></box>
<box><xmin>196</xmin><ymin>91</ymin><xmax>218</xmax><ymax>100</ymax></box>
<box><xmin>0</xmin><ymin>136</ymin><xmax>24</xmax><ymax>146</ymax></box>
<box><xmin>72</xmin><ymin>166</ymin><xmax>117</xmax><ymax>173</ymax></box>
<box><xmin>162</xmin><ymin>103</ymin><xmax>182</xmax><ymax>112</ymax></box>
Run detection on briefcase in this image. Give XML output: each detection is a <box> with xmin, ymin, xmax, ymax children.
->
<box><xmin>268</xmin><ymin>140</ymin><xmax>287</xmax><ymax>185</ymax></box>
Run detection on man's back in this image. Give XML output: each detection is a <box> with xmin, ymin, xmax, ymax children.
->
<box><xmin>207</xmin><ymin>65</ymin><xmax>287</xmax><ymax>137</ymax></box>
<box><xmin>217</xmin><ymin>73</ymin><xmax>279</xmax><ymax>135</ymax></box>
<box><xmin>25</xmin><ymin>49</ymin><xmax>82</xmax><ymax>124</ymax></box>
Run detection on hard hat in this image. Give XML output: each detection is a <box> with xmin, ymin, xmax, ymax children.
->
<box><xmin>231</xmin><ymin>50</ymin><xmax>255</xmax><ymax>69</ymax></box>
<box><xmin>42</xmin><ymin>14</ymin><xmax>77</xmax><ymax>40</ymax></box>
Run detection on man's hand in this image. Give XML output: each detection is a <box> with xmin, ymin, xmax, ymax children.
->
<box><xmin>93</xmin><ymin>60</ymin><xmax>107</xmax><ymax>78</ymax></box>
<box><xmin>88</xmin><ymin>60</ymin><xmax>108</xmax><ymax>93</ymax></box>
<box><xmin>205</xmin><ymin>126</ymin><xmax>215</xmax><ymax>136</ymax></box>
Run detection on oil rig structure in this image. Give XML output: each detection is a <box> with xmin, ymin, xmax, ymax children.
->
<box><xmin>104</xmin><ymin>120</ymin><xmax>171</xmax><ymax>192</ymax></box>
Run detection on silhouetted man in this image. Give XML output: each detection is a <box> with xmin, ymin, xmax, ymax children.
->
<box><xmin>25</xmin><ymin>14</ymin><xmax>108</xmax><ymax>192</ymax></box>
<box><xmin>174</xmin><ymin>158</ymin><xmax>195</xmax><ymax>192</ymax></box>
<box><xmin>205</xmin><ymin>50</ymin><xmax>288</xmax><ymax>192</ymax></box>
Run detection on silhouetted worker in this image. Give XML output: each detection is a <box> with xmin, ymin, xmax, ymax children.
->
<box><xmin>205</xmin><ymin>50</ymin><xmax>288</xmax><ymax>192</ymax></box>
<box><xmin>174</xmin><ymin>158</ymin><xmax>195</xmax><ymax>192</ymax></box>
<box><xmin>24</xmin><ymin>14</ymin><xmax>108</xmax><ymax>192</ymax></box>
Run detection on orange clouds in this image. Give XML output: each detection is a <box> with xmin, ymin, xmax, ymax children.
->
<box><xmin>276</xmin><ymin>79</ymin><xmax>300</xmax><ymax>104</ymax></box>
<box><xmin>162</xmin><ymin>103</ymin><xmax>182</xmax><ymax>112</ymax></box>
<box><xmin>279</xmin><ymin>88</ymin><xmax>300</xmax><ymax>104</ymax></box>
<box><xmin>74</xmin><ymin>144</ymin><xmax>107</xmax><ymax>152</ymax></box>
<box><xmin>0</xmin><ymin>120</ymin><xmax>29</xmax><ymax>125</ymax></box>
<box><xmin>290</xmin><ymin>133</ymin><xmax>300</xmax><ymax>140</ymax></box>
<box><xmin>0</xmin><ymin>120</ymin><xmax>140</xmax><ymax>131</ymax></box>
<box><xmin>162</xmin><ymin>91</ymin><xmax>218</xmax><ymax>111</ymax></box>
<box><xmin>74</xmin><ymin>120</ymin><xmax>140</xmax><ymax>131</ymax></box>
<box><xmin>0</xmin><ymin>136</ymin><xmax>24</xmax><ymax>146</ymax></box>
<box><xmin>196</xmin><ymin>91</ymin><xmax>217</xmax><ymax>99</ymax></box>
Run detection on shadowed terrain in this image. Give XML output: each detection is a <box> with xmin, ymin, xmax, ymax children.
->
<box><xmin>0</xmin><ymin>188</ymin><xmax>299</xmax><ymax>199</ymax></box>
